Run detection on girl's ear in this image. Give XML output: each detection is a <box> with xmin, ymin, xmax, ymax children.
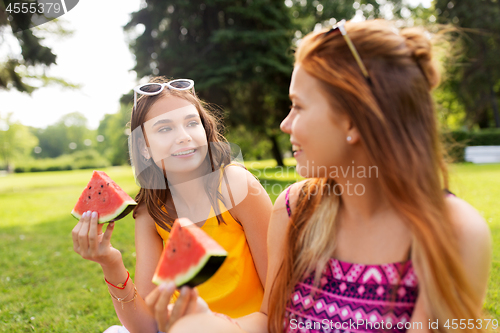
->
<box><xmin>138</xmin><ymin>138</ymin><xmax>151</xmax><ymax>160</ymax></box>
<box><xmin>343</xmin><ymin>115</ymin><xmax>360</xmax><ymax>144</ymax></box>
<box><xmin>346</xmin><ymin>126</ymin><xmax>360</xmax><ymax>144</ymax></box>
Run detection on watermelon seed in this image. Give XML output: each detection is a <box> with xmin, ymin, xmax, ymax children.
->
<box><xmin>101</xmin><ymin>185</ymin><xmax>104</xmax><ymax>188</ymax></box>
<box><xmin>88</xmin><ymin>186</ymin><xmax>91</xmax><ymax>189</ymax></box>
<box><xmin>173</xmin><ymin>248</ymin><xmax>176</xmax><ymax>253</ymax></box>
<box><xmin>88</xmin><ymin>196</ymin><xmax>91</xmax><ymax>199</ymax></box>
<box><xmin>99</xmin><ymin>192</ymin><xmax>101</xmax><ymax>195</ymax></box>
<box><xmin>107</xmin><ymin>183</ymin><xmax>109</xmax><ymax>186</ymax></box>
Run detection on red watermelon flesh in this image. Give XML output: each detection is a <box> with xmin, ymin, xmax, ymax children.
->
<box><xmin>153</xmin><ymin>218</ymin><xmax>227</xmax><ymax>287</ymax></box>
<box><xmin>71</xmin><ymin>170</ymin><xmax>137</xmax><ymax>224</ymax></box>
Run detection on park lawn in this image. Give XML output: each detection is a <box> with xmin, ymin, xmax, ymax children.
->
<box><xmin>0</xmin><ymin>162</ymin><xmax>498</xmax><ymax>332</ymax></box>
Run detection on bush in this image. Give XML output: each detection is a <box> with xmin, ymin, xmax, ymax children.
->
<box><xmin>442</xmin><ymin>128</ymin><xmax>500</xmax><ymax>162</ymax></box>
<box><xmin>13</xmin><ymin>149</ymin><xmax>110</xmax><ymax>173</ymax></box>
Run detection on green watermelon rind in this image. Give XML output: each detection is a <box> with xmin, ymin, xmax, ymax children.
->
<box><xmin>152</xmin><ymin>251</ymin><xmax>227</xmax><ymax>288</ymax></box>
<box><xmin>71</xmin><ymin>200</ymin><xmax>137</xmax><ymax>224</ymax></box>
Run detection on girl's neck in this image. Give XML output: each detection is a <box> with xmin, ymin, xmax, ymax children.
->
<box><xmin>165</xmin><ymin>159</ymin><xmax>214</xmax><ymax>222</ymax></box>
<box><xmin>335</xmin><ymin>175</ymin><xmax>392</xmax><ymax>225</ymax></box>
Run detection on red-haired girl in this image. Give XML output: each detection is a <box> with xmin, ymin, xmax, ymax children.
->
<box><xmin>151</xmin><ymin>20</ymin><xmax>492</xmax><ymax>333</ymax></box>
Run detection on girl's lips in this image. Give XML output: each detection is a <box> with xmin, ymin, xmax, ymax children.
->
<box><xmin>292</xmin><ymin>143</ymin><xmax>302</xmax><ymax>157</ymax></box>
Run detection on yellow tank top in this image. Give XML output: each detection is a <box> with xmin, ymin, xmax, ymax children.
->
<box><xmin>155</xmin><ymin>166</ymin><xmax>264</xmax><ymax>318</ymax></box>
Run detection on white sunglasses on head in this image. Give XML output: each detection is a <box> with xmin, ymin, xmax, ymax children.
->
<box><xmin>133</xmin><ymin>79</ymin><xmax>195</xmax><ymax>111</ymax></box>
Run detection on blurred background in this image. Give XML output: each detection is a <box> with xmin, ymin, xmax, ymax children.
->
<box><xmin>1</xmin><ymin>0</ymin><xmax>499</xmax><ymax>173</ymax></box>
<box><xmin>0</xmin><ymin>0</ymin><xmax>499</xmax><ymax>331</ymax></box>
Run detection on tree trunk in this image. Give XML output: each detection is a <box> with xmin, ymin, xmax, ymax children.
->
<box><xmin>269</xmin><ymin>134</ymin><xmax>284</xmax><ymax>167</ymax></box>
<box><xmin>491</xmin><ymin>85</ymin><xmax>500</xmax><ymax>128</ymax></box>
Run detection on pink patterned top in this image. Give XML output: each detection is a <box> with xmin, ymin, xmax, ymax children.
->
<box><xmin>283</xmin><ymin>186</ymin><xmax>419</xmax><ymax>333</ymax></box>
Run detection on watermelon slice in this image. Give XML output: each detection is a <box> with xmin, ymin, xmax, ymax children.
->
<box><xmin>153</xmin><ymin>218</ymin><xmax>227</xmax><ymax>287</ymax></box>
<box><xmin>71</xmin><ymin>170</ymin><xmax>137</xmax><ymax>224</ymax></box>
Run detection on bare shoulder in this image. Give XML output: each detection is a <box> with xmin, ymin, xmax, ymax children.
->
<box><xmin>270</xmin><ymin>179</ymin><xmax>308</xmax><ymax>234</ymax></box>
<box><xmin>222</xmin><ymin>164</ymin><xmax>257</xmax><ymax>188</ymax></box>
<box><xmin>222</xmin><ymin>164</ymin><xmax>271</xmax><ymax>211</ymax></box>
<box><xmin>134</xmin><ymin>201</ymin><xmax>158</xmax><ymax>230</ymax></box>
<box><xmin>445</xmin><ymin>195</ymin><xmax>492</xmax><ymax>300</ymax></box>
<box><xmin>445</xmin><ymin>195</ymin><xmax>491</xmax><ymax>248</ymax></box>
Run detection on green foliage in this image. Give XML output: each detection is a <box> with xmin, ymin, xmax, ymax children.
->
<box><xmin>124</xmin><ymin>0</ymin><xmax>297</xmax><ymax>165</ymax></box>
<box><xmin>225</xmin><ymin>124</ymin><xmax>273</xmax><ymax>161</ymax></box>
<box><xmin>442</xmin><ymin>128</ymin><xmax>500</xmax><ymax>162</ymax></box>
<box><xmin>0</xmin><ymin>113</ymin><xmax>39</xmax><ymax>170</ymax></box>
<box><xmin>0</xmin><ymin>2</ymin><xmax>75</xmax><ymax>93</ymax></box>
<box><xmin>13</xmin><ymin>149</ymin><xmax>110</xmax><ymax>173</ymax></box>
<box><xmin>97</xmin><ymin>104</ymin><xmax>132</xmax><ymax>166</ymax></box>
<box><xmin>33</xmin><ymin>112</ymin><xmax>97</xmax><ymax>158</ymax></box>
<box><xmin>435</xmin><ymin>0</ymin><xmax>500</xmax><ymax>129</ymax></box>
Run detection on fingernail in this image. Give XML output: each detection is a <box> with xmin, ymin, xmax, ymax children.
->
<box><xmin>92</xmin><ymin>211</ymin><xmax>98</xmax><ymax>219</ymax></box>
<box><xmin>82</xmin><ymin>212</ymin><xmax>86</xmax><ymax>218</ymax></box>
<box><xmin>167</xmin><ymin>282</ymin><xmax>176</xmax><ymax>292</ymax></box>
<box><xmin>87</xmin><ymin>210</ymin><xmax>91</xmax><ymax>217</ymax></box>
<box><xmin>180</xmin><ymin>286</ymin><xmax>189</xmax><ymax>296</ymax></box>
<box><xmin>159</xmin><ymin>283</ymin><xmax>168</xmax><ymax>291</ymax></box>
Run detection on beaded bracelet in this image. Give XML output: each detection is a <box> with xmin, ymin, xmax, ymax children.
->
<box><xmin>108</xmin><ymin>285</ymin><xmax>138</xmax><ymax>310</ymax></box>
<box><xmin>105</xmin><ymin>271</ymin><xmax>130</xmax><ymax>290</ymax></box>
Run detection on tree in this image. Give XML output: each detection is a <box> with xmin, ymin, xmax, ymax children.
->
<box><xmin>435</xmin><ymin>0</ymin><xmax>500</xmax><ymax>129</ymax></box>
<box><xmin>0</xmin><ymin>113</ymin><xmax>38</xmax><ymax>170</ymax></box>
<box><xmin>34</xmin><ymin>112</ymin><xmax>93</xmax><ymax>158</ymax></box>
<box><xmin>125</xmin><ymin>0</ymin><xmax>297</xmax><ymax>166</ymax></box>
<box><xmin>0</xmin><ymin>1</ymin><xmax>74</xmax><ymax>93</ymax></box>
<box><xmin>97</xmin><ymin>104</ymin><xmax>131</xmax><ymax>166</ymax></box>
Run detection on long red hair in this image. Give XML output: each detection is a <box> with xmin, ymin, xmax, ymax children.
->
<box><xmin>268</xmin><ymin>20</ymin><xmax>482</xmax><ymax>333</ymax></box>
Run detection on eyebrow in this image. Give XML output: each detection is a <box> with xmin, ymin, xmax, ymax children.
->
<box><xmin>152</xmin><ymin>113</ymin><xmax>200</xmax><ymax>127</ymax></box>
<box><xmin>289</xmin><ymin>93</ymin><xmax>302</xmax><ymax>102</ymax></box>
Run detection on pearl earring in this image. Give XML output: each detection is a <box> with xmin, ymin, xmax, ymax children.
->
<box><xmin>347</xmin><ymin>136</ymin><xmax>352</xmax><ymax>142</ymax></box>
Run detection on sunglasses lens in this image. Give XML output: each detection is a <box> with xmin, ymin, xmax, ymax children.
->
<box><xmin>139</xmin><ymin>83</ymin><xmax>163</xmax><ymax>93</ymax></box>
<box><xmin>169</xmin><ymin>80</ymin><xmax>192</xmax><ymax>89</ymax></box>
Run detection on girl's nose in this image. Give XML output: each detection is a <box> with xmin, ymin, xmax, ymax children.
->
<box><xmin>175</xmin><ymin>129</ymin><xmax>192</xmax><ymax>144</ymax></box>
<box><xmin>280</xmin><ymin>112</ymin><xmax>293</xmax><ymax>134</ymax></box>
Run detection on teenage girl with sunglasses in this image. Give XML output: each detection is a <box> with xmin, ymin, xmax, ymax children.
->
<box><xmin>147</xmin><ymin>20</ymin><xmax>492</xmax><ymax>333</ymax></box>
<box><xmin>71</xmin><ymin>77</ymin><xmax>273</xmax><ymax>333</ymax></box>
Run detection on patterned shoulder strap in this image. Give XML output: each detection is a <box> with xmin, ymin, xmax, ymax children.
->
<box><xmin>285</xmin><ymin>185</ymin><xmax>292</xmax><ymax>218</ymax></box>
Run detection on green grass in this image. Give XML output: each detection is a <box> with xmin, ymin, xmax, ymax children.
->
<box><xmin>0</xmin><ymin>162</ymin><xmax>498</xmax><ymax>331</ymax></box>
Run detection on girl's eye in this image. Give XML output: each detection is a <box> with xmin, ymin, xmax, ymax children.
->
<box><xmin>188</xmin><ymin>120</ymin><xmax>200</xmax><ymax>127</ymax></box>
<box><xmin>158</xmin><ymin>126</ymin><xmax>172</xmax><ymax>132</ymax></box>
<box><xmin>290</xmin><ymin>104</ymin><xmax>301</xmax><ymax>111</ymax></box>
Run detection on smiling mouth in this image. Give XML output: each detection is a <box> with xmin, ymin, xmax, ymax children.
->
<box><xmin>292</xmin><ymin>144</ymin><xmax>302</xmax><ymax>153</ymax></box>
<box><xmin>172</xmin><ymin>149</ymin><xmax>196</xmax><ymax>156</ymax></box>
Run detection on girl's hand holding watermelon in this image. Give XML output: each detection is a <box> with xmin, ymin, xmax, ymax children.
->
<box><xmin>145</xmin><ymin>283</ymin><xmax>209</xmax><ymax>333</ymax></box>
<box><xmin>72</xmin><ymin>211</ymin><xmax>122</xmax><ymax>267</ymax></box>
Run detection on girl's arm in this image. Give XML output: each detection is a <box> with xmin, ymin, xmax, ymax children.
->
<box><xmin>72</xmin><ymin>205</ymin><xmax>162</xmax><ymax>333</ymax></box>
<box><xmin>115</xmin><ymin>202</ymin><xmax>164</xmax><ymax>332</ymax></box>
<box><xmin>168</xmin><ymin>182</ymin><xmax>300</xmax><ymax>333</ymax></box>
<box><xmin>408</xmin><ymin>195</ymin><xmax>492</xmax><ymax>332</ymax></box>
<box><xmin>236</xmin><ymin>184</ymin><xmax>293</xmax><ymax>333</ymax></box>
<box><xmin>223</xmin><ymin>165</ymin><xmax>273</xmax><ymax>286</ymax></box>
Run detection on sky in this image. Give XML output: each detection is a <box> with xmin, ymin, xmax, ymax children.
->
<box><xmin>0</xmin><ymin>0</ymin><xmax>430</xmax><ymax>130</ymax></box>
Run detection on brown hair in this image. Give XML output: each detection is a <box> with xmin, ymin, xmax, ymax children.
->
<box><xmin>268</xmin><ymin>20</ymin><xmax>482</xmax><ymax>332</ymax></box>
<box><xmin>130</xmin><ymin>76</ymin><xmax>231</xmax><ymax>231</ymax></box>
